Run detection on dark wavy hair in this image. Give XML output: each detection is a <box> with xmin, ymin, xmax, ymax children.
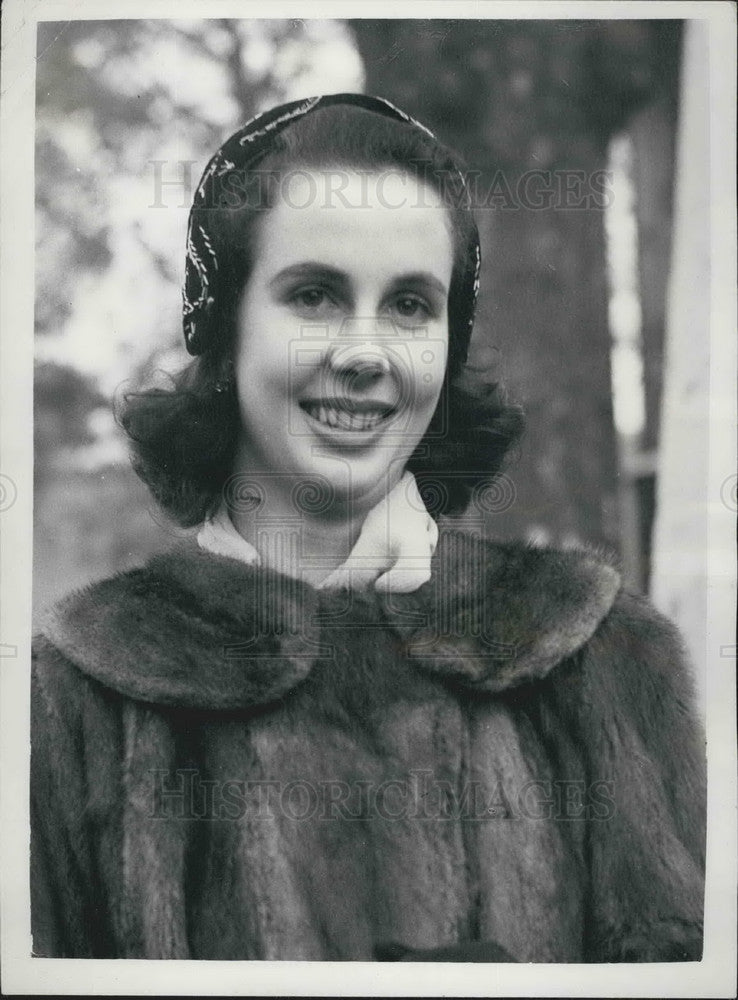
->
<box><xmin>120</xmin><ymin>105</ymin><xmax>525</xmax><ymax>526</ymax></box>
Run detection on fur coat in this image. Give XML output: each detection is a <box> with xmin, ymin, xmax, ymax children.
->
<box><xmin>30</xmin><ymin>529</ymin><xmax>706</xmax><ymax>961</ymax></box>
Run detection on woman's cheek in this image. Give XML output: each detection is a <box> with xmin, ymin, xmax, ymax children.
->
<box><xmin>246</xmin><ymin>330</ymin><xmax>294</xmax><ymax>396</ymax></box>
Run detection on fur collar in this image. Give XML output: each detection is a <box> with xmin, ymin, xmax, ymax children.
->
<box><xmin>39</xmin><ymin>530</ymin><xmax>621</xmax><ymax>709</ymax></box>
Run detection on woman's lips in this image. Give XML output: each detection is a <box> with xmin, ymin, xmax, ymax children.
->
<box><xmin>299</xmin><ymin>399</ymin><xmax>397</xmax><ymax>439</ymax></box>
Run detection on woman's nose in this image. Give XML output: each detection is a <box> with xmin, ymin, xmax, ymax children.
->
<box><xmin>326</xmin><ymin>341</ymin><xmax>392</xmax><ymax>391</ymax></box>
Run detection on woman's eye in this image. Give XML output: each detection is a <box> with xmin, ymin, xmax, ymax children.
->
<box><xmin>296</xmin><ymin>288</ymin><xmax>324</xmax><ymax>309</ymax></box>
<box><xmin>391</xmin><ymin>295</ymin><xmax>431</xmax><ymax>326</ymax></box>
<box><xmin>288</xmin><ymin>287</ymin><xmax>336</xmax><ymax>315</ymax></box>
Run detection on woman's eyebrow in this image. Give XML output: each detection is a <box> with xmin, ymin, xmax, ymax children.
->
<box><xmin>388</xmin><ymin>272</ymin><xmax>448</xmax><ymax>298</ymax></box>
<box><xmin>269</xmin><ymin>262</ymin><xmax>350</xmax><ymax>291</ymax></box>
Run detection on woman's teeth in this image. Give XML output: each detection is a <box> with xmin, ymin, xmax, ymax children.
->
<box><xmin>303</xmin><ymin>403</ymin><xmax>387</xmax><ymax>431</ymax></box>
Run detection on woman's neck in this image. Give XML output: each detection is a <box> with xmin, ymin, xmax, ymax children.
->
<box><xmin>227</xmin><ymin>477</ymin><xmax>372</xmax><ymax>587</ymax></box>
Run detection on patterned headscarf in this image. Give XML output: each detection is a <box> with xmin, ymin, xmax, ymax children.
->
<box><xmin>182</xmin><ymin>93</ymin><xmax>481</xmax><ymax>364</ymax></box>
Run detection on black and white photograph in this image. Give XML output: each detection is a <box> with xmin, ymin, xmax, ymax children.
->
<box><xmin>0</xmin><ymin>1</ymin><xmax>735</xmax><ymax>995</ymax></box>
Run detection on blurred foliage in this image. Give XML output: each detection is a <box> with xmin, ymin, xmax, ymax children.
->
<box><xmin>37</xmin><ymin>20</ymin><xmax>258</xmax><ymax>340</ymax></box>
<box><xmin>34</xmin><ymin>361</ymin><xmax>106</xmax><ymax>472</ymax></box>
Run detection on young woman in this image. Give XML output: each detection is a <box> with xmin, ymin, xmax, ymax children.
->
<box><xmin>31</xmin><ymin>94</ymin><xmax>705</xmax><ymax>962</ymax></box>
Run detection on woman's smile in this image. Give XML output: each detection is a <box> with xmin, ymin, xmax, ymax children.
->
<box><xmin>300</xmin><ymin>399</ymin><xmax>396</xmax><ymax>434</ymax></box>
<box><xmin>299</xmin><ymin>397</ymin><xmax>398</xmax><ymax>451</ymax></box>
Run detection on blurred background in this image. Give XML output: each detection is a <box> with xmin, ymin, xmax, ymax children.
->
<box><xmin>34</xmin><ymin>18</ymin><xmax>711</xmax><ymax>701</ymax></box>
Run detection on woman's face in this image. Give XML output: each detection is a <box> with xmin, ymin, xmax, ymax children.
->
<box><xmin>232</xmin><ymin>168</ymin><xmax>453</xmax><ymax>514</ymax></box>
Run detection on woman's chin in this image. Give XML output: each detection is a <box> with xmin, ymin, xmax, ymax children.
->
<box><xmin>293</xmin><ymin>455</ymin><xmax>403</xmax><ymax>513</ymax></box>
